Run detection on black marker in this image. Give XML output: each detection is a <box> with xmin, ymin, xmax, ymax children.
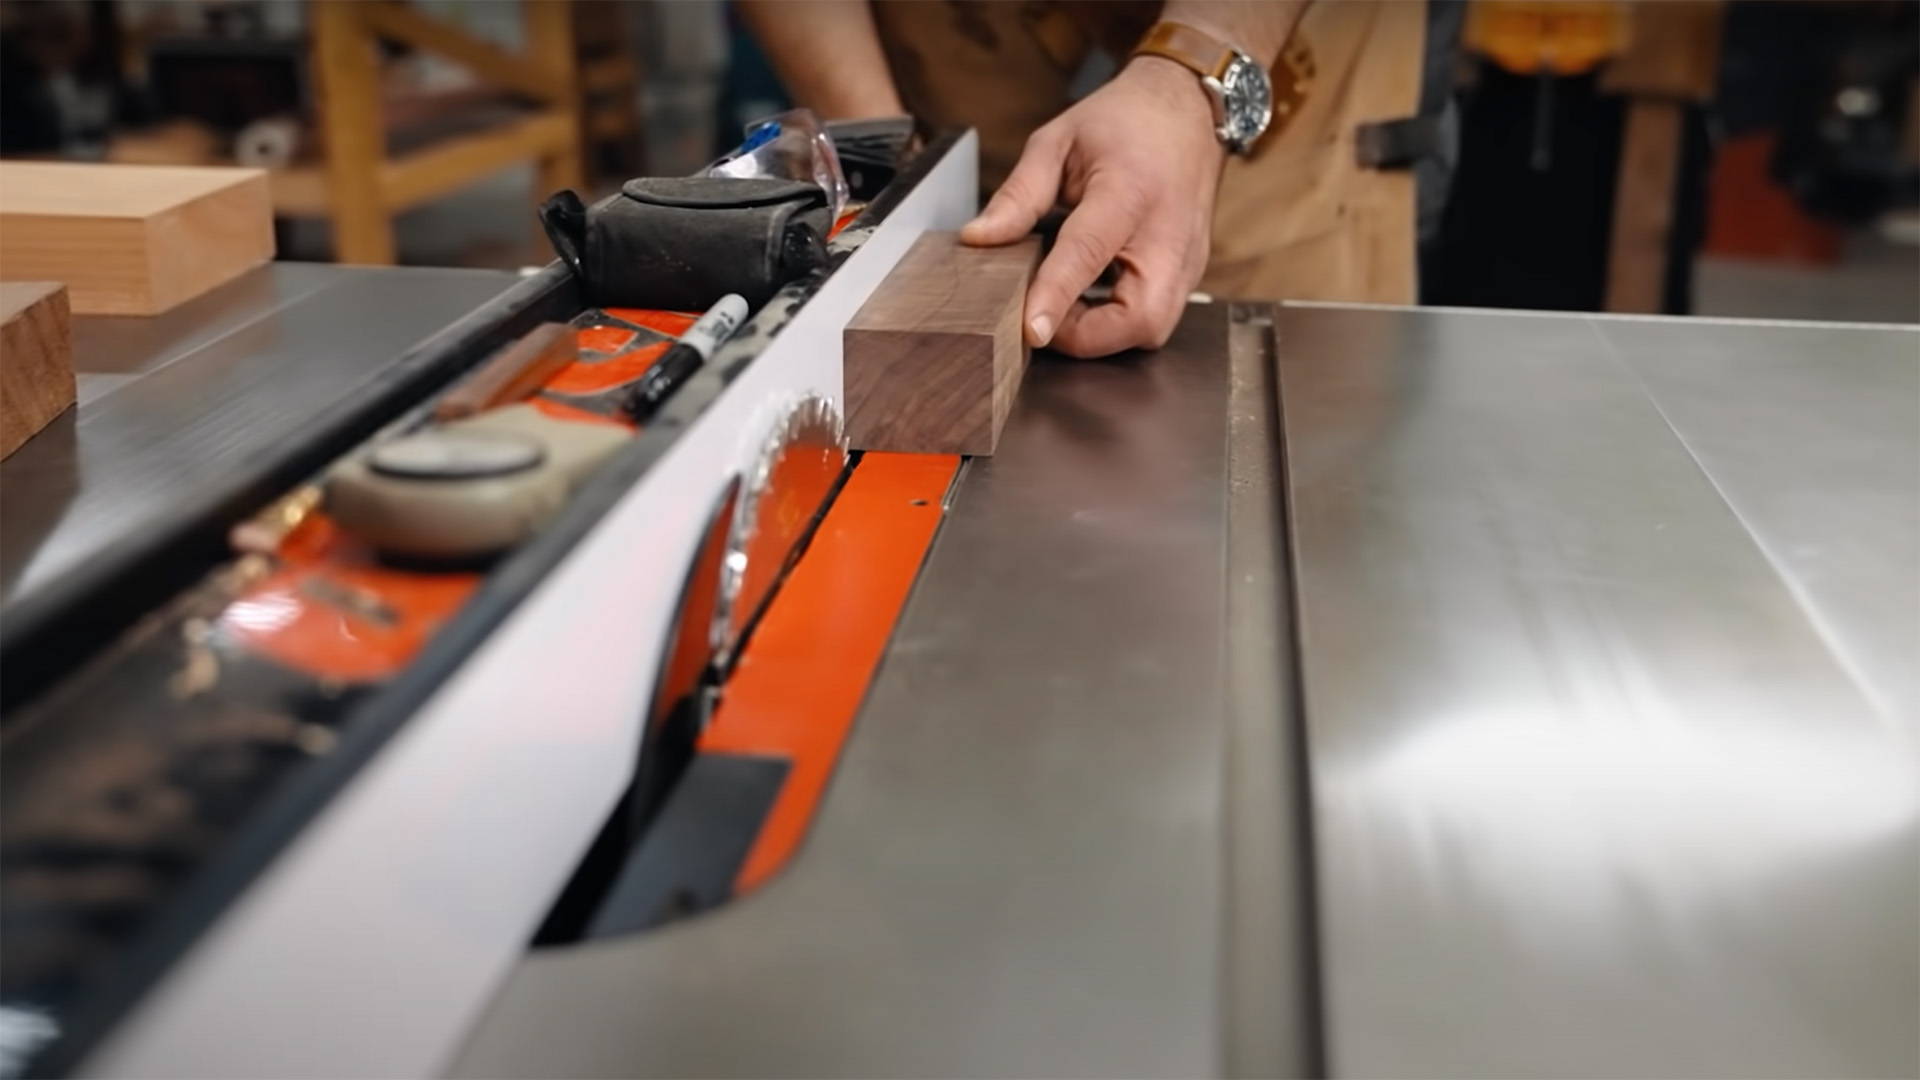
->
<box><xmin>625</xmin><ymin>294</ymin><xmax>749</xmax><ymax>421</ymax></box>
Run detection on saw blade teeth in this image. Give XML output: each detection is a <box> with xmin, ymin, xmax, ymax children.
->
<box><xmin>714</xmin><ymin>394</ymin><xmax>849</xmax><ymax>662</ymax></box>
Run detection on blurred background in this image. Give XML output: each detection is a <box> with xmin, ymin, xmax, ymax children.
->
<box><xmin>1</xmin><ymin>0</ymin><xmax>1913</xmax><ymax>321</ymax></box>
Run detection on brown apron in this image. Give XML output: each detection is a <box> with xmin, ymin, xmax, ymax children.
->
<box><xmin>870</xmin><ymin>0</ymin><xmax>1428</xmax><ymax>305</ymax></box>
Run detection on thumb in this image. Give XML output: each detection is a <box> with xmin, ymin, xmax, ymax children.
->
<box><xmin>961</xmin><ymin>129</ymin><xmax>1067</xmax><ymax>246</ymax></box>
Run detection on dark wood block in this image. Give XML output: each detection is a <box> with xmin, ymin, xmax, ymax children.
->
<box><xmin>843</xmin><ymin>231</ymin><xmax>1040</xmax><ymax>455</ymax></box>
<box><xmin>433</xmin><ymin>322</ymin><xmax>577</xmax><ymax>420</ymax></box>
<box><xmin>1</xmin><ymin>281</ymin><xmax>75</xmax><ymax>459</ymax></box>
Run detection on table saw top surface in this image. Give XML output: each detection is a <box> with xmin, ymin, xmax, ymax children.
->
<box><xmin>455</xmin><ymin>301</ymin><xmax>1919</xmax><ymax>1078</ymax></box>
<box><xmin>4</xmin><ymin>275</ymin><xmax>1914</xmax><ymax>1077</ymax></box>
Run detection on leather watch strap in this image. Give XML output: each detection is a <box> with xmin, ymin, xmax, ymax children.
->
<box><xmin>1131</xmin><ymin>20</ymin><xmax>1317</xmax><ymax>150</ymax></box>
<box><xmin>1133</xmin><ymin>21</ymin><xmax>1236</xmax><ymax>80</ymax></box>
<box><xmin>1274</xmin><ymin>36</ymin><xmax>1314</xmax><ymax>129</ymax></box>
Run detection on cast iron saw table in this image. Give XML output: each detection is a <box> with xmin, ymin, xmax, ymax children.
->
<box><xmin>451</xmin><ymin>302</ymin><xmax>1919</xmax><ymax>1080</ymax></box>
<box><xmin>2</xmin><ymin>259</ymin><xmax>1914</xmax><ymax>1075</ymax></box>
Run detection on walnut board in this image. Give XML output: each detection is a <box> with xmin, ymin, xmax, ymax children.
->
<box><xmin>843</xmin><ymin>231</ymin><xmax>1040</xmax><ymax>456</ymax></box>
<box><xmin>0</xmin><ymin>163</ymin><xmax>274</xmax><ymax>315</ymax></box>
<box><xmin>1</xmin><ymin>281</ymin><xmax>74</xmax><ymax>459</ymax></box>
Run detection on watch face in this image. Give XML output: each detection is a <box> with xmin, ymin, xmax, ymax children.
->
<box><xmin>1220</xmin><ymin>54</ymin><xmax>1273</xmax><ymax>150</ymax></box>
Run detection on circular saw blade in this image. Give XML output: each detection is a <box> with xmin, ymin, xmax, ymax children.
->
<box><xmin>715</xmin><ymin>395</ymin><xmax>848</xmax><ymax>666</ymax></box>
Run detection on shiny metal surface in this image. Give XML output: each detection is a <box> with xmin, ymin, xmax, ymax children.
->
<box><xmin>0</xmin><ymin>263</ymin><xmax>515</xmax><ymax>604</ymax></box>
<box><xmin>1597</xmin><ymin>317</ymin><xmax>1919</xmax><ymax>720</ymax></box>
<box><xmin>1223</xmin><ymin>304</ymin><xmax>1319</xmax><ymax>1079</ymax></box>
<box><xmin>88</xmin><ymin>139</ymin><xmax>981</xmax><ymax>1080</ymax></box>
<box><xmin>718</xmin><ymin>395</ymin><xmax>846</xmax><ymax>664</ymax></box>
<box><xmin>1277</xmin><ymin>305</ymin><xmax>1919</xmax><ymax>1078</ymax></box>
<box><xmin>67</xmin><ymin>263</ymin><xmax>346</xmax><ymax>397</ymax></box>
<box><xmin>451</xmin><ymin>302</ymin><xmax>1314</xmax><ymax>1077</ymax></box>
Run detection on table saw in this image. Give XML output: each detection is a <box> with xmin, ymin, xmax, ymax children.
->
<box><xmin>1</xmin><ymin>132</ymin><xmax>1915</xmax><ymax>1079</ymax></box>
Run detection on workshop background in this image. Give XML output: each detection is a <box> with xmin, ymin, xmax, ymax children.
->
<box><xmin>1</xmin><ymin>0</ymin><xmax>1915</xmax><ymax>322</ymax></box>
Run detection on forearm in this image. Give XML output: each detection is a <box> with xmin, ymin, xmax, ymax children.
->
<box><xmin>736</xmin><ymin>0</ymin><xmax>905</xmax><ymax>120</ymax></box>
<box><xmin>1158</xmin><ymin>0</ymin><xmax>1309</xmax><ymax>66</ymax></box>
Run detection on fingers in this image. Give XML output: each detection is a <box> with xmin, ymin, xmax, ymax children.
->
<box><xmin>1048</xmin><ymin>245</ymin><xmax>1190</xmax><ymax>358</ymax></box>
<box><xmin>1049</xmin><ymin>302</ymin><xmax>1152</xmax><ymax>359</ymax></box>
<box><xmin>961</xmin><ymin>129</ymin><xmax>1067</xmax><ymax>247</ymax></box>
<box><xmin>963</xmin><ymin>128</ymin><xmax>1190</xmax><ymax>355</ymax></box>
<box><xmin>1023</xmin><ymin>183</ymin><xmax>1140</xmax><ymax>347</ymax></box>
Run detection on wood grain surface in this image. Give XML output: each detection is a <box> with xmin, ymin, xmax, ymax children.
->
<box><xmin>1606</xmin><ymin>99</ymin><xmax>1684</xmax><ymax>314</ymax></box>
<box><xmin>0</xmin><ymin>163</ymin><xmax>274</xmax><ymax>315</ymax></box>
<box><xmin>434</xmin><ymin>322</ymin><xmax>578</xmax><ymax>420</ymax></box>
<box><xmin>1599</xmin><ymin>1</ymin><xmax>1725</xmax><ymax>314</ymax></box>
<box><xmin>1</xmin><ymin>282</ymin><xmax>74</xmax><ymax>459</ymax></box>
<box><xmin>843</xmin><ymin>231</ymin><xmax>1040</xmax><ymax>455</ymax></box>
<box><xmin>1598</xmin><ymin>1</ymin><xmax>1725</xmax><ymax>102</ymax></box>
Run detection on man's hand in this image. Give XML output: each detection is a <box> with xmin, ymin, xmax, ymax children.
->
<box><xmin>960</xmin><ymin>57</ymin><xmax>1227</xmax><ymax>358</ymax></box>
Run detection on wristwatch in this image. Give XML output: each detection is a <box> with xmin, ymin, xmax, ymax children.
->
<box><xmin>1131</xmin><ymin>21</ymin><xmax>1314</xmax><ymax>155</ymax></box>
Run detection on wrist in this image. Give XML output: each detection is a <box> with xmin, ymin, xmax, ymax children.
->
<box><xmin>1158</xmin><ymin>1</ymin><xmax>1306</xmax><ymax>68</ymax></box>
<box><xmin>806</xmin><ymin>85</ymin><xmax>907</xmax><ymax>123</ymax></box>
<box><xmin>1119</xmin><ymin>55</ymin><xmax>1229</xmax><ymax>161</ymax></box>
